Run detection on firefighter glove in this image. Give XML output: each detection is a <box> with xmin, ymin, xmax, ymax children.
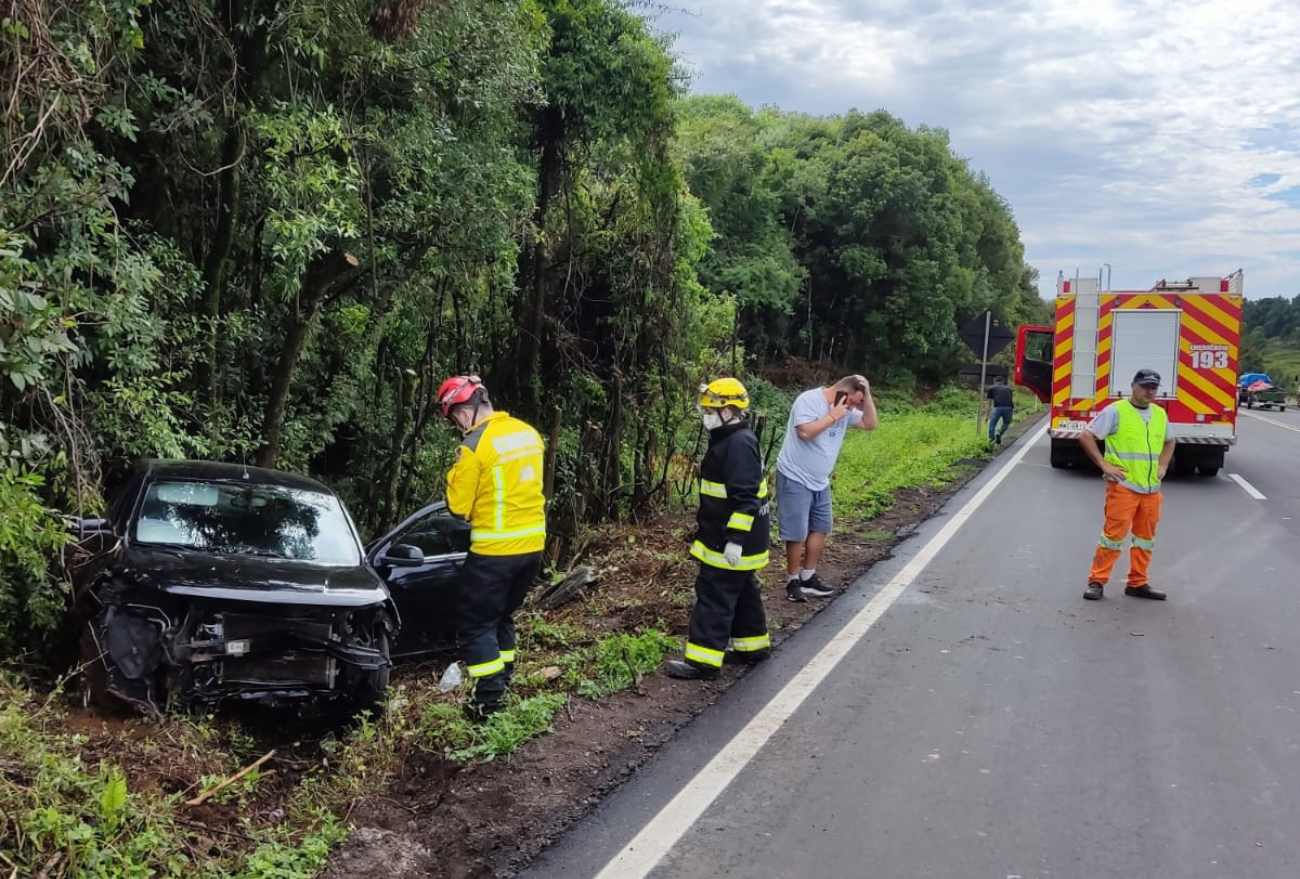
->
<box><xmin>724</xmin><ymin>541</ymin><xmax>743</xmax><ymax>567</ymax></box>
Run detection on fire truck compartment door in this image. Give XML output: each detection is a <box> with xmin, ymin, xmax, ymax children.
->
<box><xmin>1109</xmin><ymin>309</ymin><xmax>1180</xmax><ymax>399</ymax></box>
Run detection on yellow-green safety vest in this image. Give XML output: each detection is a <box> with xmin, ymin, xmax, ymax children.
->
<box><xmin>1103</xmin><ymin>400</ymin><xmax>1168</xmax><ymax>495</ymax></box>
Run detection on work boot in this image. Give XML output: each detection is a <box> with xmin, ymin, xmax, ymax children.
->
<box><xmin>464</xmin><ymin>700</ymin><xmax>504</xmax><ymax>723</ymax></box>
<box><xmin>799</xmin><ymin>573</ymin><xmax>835</xmax><ymax>598</ymax></box>
<box><xmin>723</xmin><ymin>648</ymin><xmax>770</xmax><ymax>666</ymax></box>
<box><xmin>1083</xmin><ymin>582</ymin><xmax>1104</xmax><ymax>601</ymax></box>
<box><xmin>662</xmin><ymin>659</ymin><xmax>719</xmax><ymax>681</ymax></box>
<box><xmin>1125</xmin><ymin>585</ymin><xmax>1167</xmax><ymax>600</ymax></box>
<box><xmin>786</xmin><ymin>578</ymin><xmax>807</xmax><ymax>603</ymax></box>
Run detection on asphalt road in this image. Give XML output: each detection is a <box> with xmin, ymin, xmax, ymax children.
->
<box><xmin>521</xmin><ymin>413</ymin><xmax>1300</xmax><ymax>879</ymax></box>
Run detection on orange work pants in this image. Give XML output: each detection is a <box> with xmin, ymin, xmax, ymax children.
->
<box><xmin>1088</xmin><ymin>482</ymin><xmax>1162</xmax><ymax>587</ymax></box>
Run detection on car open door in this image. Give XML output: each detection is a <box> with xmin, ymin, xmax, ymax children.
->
<box><xmin>368</xmin><ymin>502</ymin><xmax>469</xmax><ymax>658</ymax></box>
<box><xmin>1015</xmin><ymin>325</ymin><xmax>1054</xmax><ymax>403</ymax></box>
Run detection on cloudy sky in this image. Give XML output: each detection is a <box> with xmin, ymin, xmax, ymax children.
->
<box><xmin>653</xmin><ymin>0</ymin><xmax>1300</xmax><ymax>301</ymax></box>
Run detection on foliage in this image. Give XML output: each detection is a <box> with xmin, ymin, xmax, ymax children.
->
<box><xmin>570</xmin><ymin>628</ymin><xmax>678</xmax><ymax>699</ymax></box>
<box><xmin>1243</xmin><ymin>295</ymin><xmax>1300</xmax><ymax>345</ymax></box>
<box><xmin>678</xmin><ymin>102</ymin><xmax>1047</xmax><ymax>376</ymax></box>
<box><xmin>416</xmin><ymin>693</ymin><xmax>566</xmax><ymax>763</ymax></box>
<box><xmin>0</xmin><ymin>673</ymin><xmax>343</xmax><ymax>878</ymax></box>
<box><xmin>0</xmin><ymin>468</ymin><xmax>72</xmax><ymax>655</ymax></box>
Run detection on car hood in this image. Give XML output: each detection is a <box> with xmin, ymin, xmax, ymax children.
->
<box><xmin>119</xmin><ymin>544</ymin><xmax>389</xmax><ymax>608</ymax></box>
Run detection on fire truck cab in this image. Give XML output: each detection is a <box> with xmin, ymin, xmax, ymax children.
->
<box><xmin>1015</xmin><ymin>270</ymin><xmax>1243</xmax><ymax>476</ymax></box>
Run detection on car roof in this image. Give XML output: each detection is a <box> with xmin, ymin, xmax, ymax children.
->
<box><xmin>140</xmin><ymin>460</ymin><xmax>335</xmax><ymax>495</ymax></box>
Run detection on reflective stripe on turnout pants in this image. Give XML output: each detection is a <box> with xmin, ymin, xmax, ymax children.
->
<box><xmin>684</xmin><ymin>564</ymin><xmax>770</xmax><ymax>669</ymax></box>
<box><xmin>458</xmin><ymin>550</ymin><xmax>543</xmax><ymax>707</ymax></box>
<box><xmin>1089</xmin><ymin>482</ymin><xmax>1162</xmax><ymax>588</ymax></box>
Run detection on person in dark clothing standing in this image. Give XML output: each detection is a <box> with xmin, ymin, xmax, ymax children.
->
<box><xmin>662</xmin><ymin>378</ymin><xmax>771</xmax><ymax>680</ymax></box>
<box><xmin>985</xmin><ymin>375</ymin><xmax>1015</xmax><ymax>444</ymax></box>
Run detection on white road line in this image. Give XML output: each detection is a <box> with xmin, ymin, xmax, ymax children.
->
<box><xmin>1228</xmin><ymin>473</ymin><xmax>1267</xmax><ymax>500</ymax></box>
<box><xmin>1239</xmin><ymin>410</ymin><xmax>1300</xmax><ymax>434</ymax></box>
<box><xmin>589</xmin><ymin>420</ymin><xmax>1052</xmax><ymax>879</ymax></box>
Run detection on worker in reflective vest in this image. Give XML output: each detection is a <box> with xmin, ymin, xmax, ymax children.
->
<box><xmin>437</xmin><ymin>375</ymin><xmax>547</xmax><ymax>718</ymax></box>
<box><xmin>662</xmin><ymin>378</ymin><xmax>771</xmax><ymax>680</ymax></box>
<box><xmin>1078</xmin><ymin>368</ymin><xmax>1174</xmax><ymax>602</ymax></box>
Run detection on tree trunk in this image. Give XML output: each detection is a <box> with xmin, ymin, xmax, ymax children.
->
<box><xmin>601</xmin><ymin>370</ymin><xmax>624</xmax><ymax>522</ymax></box>
<box><xmin>543</xmin><ymin>405</ymin><xmax>561</xmax><ymax>500</ymax></box>
<box><xmin>200</xmin><ymin>2</ymin><xmax>269</xmax><ymax>397</ymax></box>
<box><xmin>255</xmin><ymin>251</ymin><xmax>359</xmax><ymax>469</ymax></box>
<box><xmin>518</xmin><ymin>124</ymin><xmax>562</xmax><ymax>418</ymax></box>
<box><xmin>381</xmin><ymin>368</ymin><xmax>416</xmax><ymax>529</ymax></box>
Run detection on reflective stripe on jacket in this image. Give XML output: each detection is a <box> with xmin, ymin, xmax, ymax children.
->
<box><xmin>446</xmin><ymin>412</ymin><xmax>547</xmax><ymax>555</ymax></box>
<box><xmin>690</xmin><ymin>421</ymin><xmax>770</xmax><ymax>571</ymax></box>
<box><xmin>1103</xmin><ymin>400</ymin><xmax>1168</xmax><ymax>495</ymax></box>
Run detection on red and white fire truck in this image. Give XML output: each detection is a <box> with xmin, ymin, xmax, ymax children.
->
<box><xmin>1015</xmin><ymin>270</ymin><xmax>1244</xmax><ymax>475</ymax></box>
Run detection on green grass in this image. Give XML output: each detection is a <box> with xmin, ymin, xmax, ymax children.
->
<box><xmin>1260</xmin><ymin>342</ymin><xmax>1300</xmax><ymax>396</ymax></box>
<box><xmin>570</xmin><ymin>629</ymin><xmax>679</xmax><ymax>699</ymax></box>
<box><xmin>415</xmin><ymin>693</ymin><xmax>567</xmax><ymax>764</ymax></box>
<box><xmin>0</xmin><ymin>673</ymin><xmax>343</xmax><ymax>879</ymax></box>
<box><xmin>824</xmin><ymin>385</ymin><xmax>1033</xmax><ymax>523</ymax></box>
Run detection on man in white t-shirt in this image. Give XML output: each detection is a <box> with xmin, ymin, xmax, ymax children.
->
<box><xmin>775</xmin><ymin>375</ymin><xmax>879</xmax><ymax>602</ymax></box>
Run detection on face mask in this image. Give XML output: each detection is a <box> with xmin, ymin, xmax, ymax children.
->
<box><xmin>702</xmin><ymin>411</ymin><xmax>724</xmax><ymax>431</ymax></box>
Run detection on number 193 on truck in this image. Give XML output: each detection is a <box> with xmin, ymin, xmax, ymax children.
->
<box><xmin>1015</xmin><ymin>270</ymin><xmax>1243</xmax><ymax>476</ymax></box>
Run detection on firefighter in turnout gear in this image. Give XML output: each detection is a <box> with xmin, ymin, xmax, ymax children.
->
<box><xmin>662</xmin><ymin>378</ymin><xmax>772</xmax><ymax>680</ymax></box>
<box><xmin>437</xmin><ymin>375</ymin><xmax>547</xmax><ymax>718</ymax></box>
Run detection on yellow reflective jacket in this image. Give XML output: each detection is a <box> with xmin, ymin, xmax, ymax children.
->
<box><xmin>446</xmin><ymin>412</ymin><xmax>547</xmax><ymax>556</ymax></box>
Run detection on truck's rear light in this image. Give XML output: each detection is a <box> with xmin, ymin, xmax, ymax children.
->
<box><xmin>1220</xmin><ymin>279</ymin><xmax>1229</xmax><ymax>292</ymax></box>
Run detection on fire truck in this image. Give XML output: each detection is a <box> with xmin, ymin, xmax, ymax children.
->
<box><xmin>1014</xmin><ymin>270</ymin><xmax>1243</xmax><ymax>475</ymax></box>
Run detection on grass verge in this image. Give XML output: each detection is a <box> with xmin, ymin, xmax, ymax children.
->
<box><xmin>830</xmin><ymin>386</ymin><xmax>1038</xmax><ymax>522</ymax></box>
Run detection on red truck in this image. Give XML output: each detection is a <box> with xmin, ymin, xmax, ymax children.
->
<box><xmin>1015</xmin><ymin>270</ymin><xmax>1243</xmax><ymax>476</ymax></box>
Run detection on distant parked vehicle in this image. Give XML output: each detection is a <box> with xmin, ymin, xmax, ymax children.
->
<box><xmin>73</xmin><ymin>460</ymin><xmax>470</xmax><ymax>716</ymax></box>
<box><xmin>1237</xmin><ymin>373</ymin><xmax>1286</xmax><ymax>411</ymax></box>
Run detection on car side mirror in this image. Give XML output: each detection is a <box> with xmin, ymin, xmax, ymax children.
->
<box><xmin>78</xmin><ymin>518</ymin><xmax>113</xmax><ymax>538</ymax></box>
<box><xmin>382</xmin><ymin>543</ymin><xmax>424</xmax><ymax>567</ymax></box>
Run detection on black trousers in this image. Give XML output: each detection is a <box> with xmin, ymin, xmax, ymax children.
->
<box><xmin>685</xmin><ymin>564</ymin><xmax>769</xmax><ymax>670</ymax></box>
<box><xmin>457</xmin><ymin>551</ymin><xmax>542</xmax><ymax>707</ymax></box>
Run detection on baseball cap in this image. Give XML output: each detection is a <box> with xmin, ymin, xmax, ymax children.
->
<box><xmin>1132</xmin><ymin>369</ymin><xmax>1161</xmax><ymax>386</ymax></box>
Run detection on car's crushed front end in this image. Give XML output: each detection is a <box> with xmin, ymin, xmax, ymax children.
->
<box><xmin>84</xmin><ymin>579</ymin><xmax>396</xmax><ymax>714</ymax></box>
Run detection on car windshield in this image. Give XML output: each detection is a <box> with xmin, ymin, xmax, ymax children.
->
<box><xmin>134</xmin><ymin>480</ymin><xmax>360</xmax><ymax>565</ymax></box>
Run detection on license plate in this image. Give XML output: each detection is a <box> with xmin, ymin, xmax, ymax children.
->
<box><xmin>1056</xmin><ymin>420</ymin><xmax>1088</xmax><ymax>431</ymax></box>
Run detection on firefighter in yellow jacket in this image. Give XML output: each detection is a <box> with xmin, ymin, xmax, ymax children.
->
<box><xmin>437</xmin><ymin>375</ymin><xmax>546</xmax><ymax>718</ymax></box>
<box><xmin>662</xmin><ymin>378</ymin><xmax>771</xmax><ymax>680</ymax></box>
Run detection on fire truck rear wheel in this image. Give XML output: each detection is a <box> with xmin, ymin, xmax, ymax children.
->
<box><xmin>1049</xmin><ymin>440</ymin><xmax>1067</xmax><ymax>469</ymax></box>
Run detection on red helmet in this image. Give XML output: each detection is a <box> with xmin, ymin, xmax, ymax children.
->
<box><xmin>436</xmin><ymin>375</ymin><xmax>484</xmax><ymax>418</ymax></box>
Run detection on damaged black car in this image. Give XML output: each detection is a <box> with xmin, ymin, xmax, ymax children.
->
<box><xmin>74</xmin><ymin>460</ymin><xmax>469</xmax><ymax>716</ymax></box>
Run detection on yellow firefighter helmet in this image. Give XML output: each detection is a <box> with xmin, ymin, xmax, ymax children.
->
<box><xmin>698</xmin><ymin>377</ymin><xmax>750</xmax><ymax>410</ymax></box>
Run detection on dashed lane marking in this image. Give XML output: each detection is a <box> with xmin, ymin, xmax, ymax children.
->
<box><xmin>1228</xmin><ymin>473</ymin><xmax>1267</xmax><ymax>500</ymax></box>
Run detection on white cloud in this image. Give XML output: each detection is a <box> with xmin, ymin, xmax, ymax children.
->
<box><xmin>653</xmin><ymin>0</ymin><xmax>1300</xmax><ymax>299</ymax></box>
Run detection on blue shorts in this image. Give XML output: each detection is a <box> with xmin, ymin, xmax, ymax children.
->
<box><xmin>775</xmin><ymin>471</ymin><xmax>833</xmax><ymax>543</ymax></box>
